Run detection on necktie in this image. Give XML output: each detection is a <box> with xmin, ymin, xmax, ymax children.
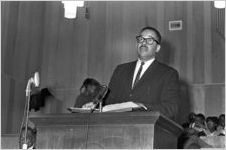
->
<box><xmin>133</xmin><ymin>62</ymin><xmax>145</xmax><ymax>88</ymax></box>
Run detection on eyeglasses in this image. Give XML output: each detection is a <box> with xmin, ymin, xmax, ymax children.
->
<box><xmin>136</xmin><ymin>35</ymin><xmax>159</xmax><ymax>45</ymax></box>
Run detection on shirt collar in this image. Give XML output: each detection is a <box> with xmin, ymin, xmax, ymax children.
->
<box><xmin>137</xmin><ymin>58</ymin><xmax>155</xmax><ymax>66</ymax></box>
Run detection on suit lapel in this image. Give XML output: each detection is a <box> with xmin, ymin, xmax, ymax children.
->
<box><xmin>126</xmin><ymin>61</ymin><xmax>137</xmax><ymax>90</ymax></box>
<box><xmin>132</xmin><ymin>60</ymin><xmax>159</xmax><ymax>90</ymax></box>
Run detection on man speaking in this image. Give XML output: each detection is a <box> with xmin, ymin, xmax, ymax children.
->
<box><xmin>105</xmin><ymin>26</ymin><xmax>180</xmax><ymax>120</ymax></box>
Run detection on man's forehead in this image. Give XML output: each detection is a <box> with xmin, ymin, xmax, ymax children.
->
<box><xmin>141</xmin><ymin>29</ymin><xmax>156</xmax><ymax>38</ymax></box>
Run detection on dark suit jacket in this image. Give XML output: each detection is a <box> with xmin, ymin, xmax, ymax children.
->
<box><xmin>105</xmin><ymin>60</ymin><xmax>180</xmax><ymax>120</ymax></box>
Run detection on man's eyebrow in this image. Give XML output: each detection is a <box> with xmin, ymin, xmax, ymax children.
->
<box><xmin>145</xmin><ymin>35</ymin><xmax>155</xmax><ymax>38</ymax></box>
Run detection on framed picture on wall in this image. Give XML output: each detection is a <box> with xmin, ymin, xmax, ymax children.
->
<box><xmin>169</xmin><ymin>20</ymin><xmax>183</xmax><ymax>31</ymax></box>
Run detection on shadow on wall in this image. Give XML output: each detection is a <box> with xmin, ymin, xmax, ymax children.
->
<box><xmin>29</xmin><ymin>88</ymin><xmax>63</xmax><ymax>114</ymax></box>
<box><xmin>157</xmin><ymin>39</ymin><xmax>192</xmax><ymax>124</ymax></box>
<box><xmin>156</xmin><ymin>39</ymin><xmax>175</xmax><ymax>65</ymax></box>
<box><xmin>177</xmin><ymin>79</ymin><xmax>192</xmax><ymax>124</ymax></box>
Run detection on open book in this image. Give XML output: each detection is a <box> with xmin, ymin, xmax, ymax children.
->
<box><xmin>68</xmin><ymin>101</ymin><xmax>147</xmax><ymax>113</ymax></box>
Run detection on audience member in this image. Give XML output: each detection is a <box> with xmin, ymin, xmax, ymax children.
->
<box><xmin>74</xmin><ymin>78</ymin><xmax>101</xmax><ymax>108</ymax></box>
<box><xmin>218</xmin><ymin>114</ymin><xmax>225</xmax><ymax>128</ymax></box>
<box><xmin>217</xmin><ymin>114</ymin><xmax>225</xmax><ymax>136</ymax></box>
<box><xmin>178</xmin><ymin>112</ymin><xmax>225</xmax><ymax>148</ymax></box>
<box><xmin>204</xmin><ymin>116</ymin><xmax>219</xmax><ymax>136</ymax></box>
<box><xmin>19</xmin><ymin>121</ymin><xmax>37</xmax><ymax>149</ymax></box>
<box><xmin>182</xmin><ymin>112</ymin><xmax>196</xmax><ymax>128</ymax></box>
<box><xmin>190</xmin><ymin>113</ymin><xmax>207</xmax><ymax>137</ymax></box>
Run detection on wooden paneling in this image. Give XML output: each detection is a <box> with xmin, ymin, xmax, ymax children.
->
<box><xmin>205</xmin><ymin>84</ymin><xmax>225</xmax><ymax>116</ymax></box>
<box><xmin>87</xmin><ymin>2</ymin><xmax>107</xmax><ymax>81</ymax></box>
<box><xmin>192</xmin><ymin>2</ymin><xmax>205</xmax><ymax>84</ymax></box>
<box><xmin>87</xmin><ymin>124</ymin><xmax>154</xmax><ymax>149</ymax></box>
<box><xmin>204</xmin><ymin>2</ymin><xmax>212</xmax><ymax>83</ymax></box>
<box><xmin>1</xmin><ymin>1</ymin><xmax>225</xmax><ymax>134</ymax></box>
<box><xmin>1</xmin><ymin>134</ymin><xmax>19</xmax><ymax>149</ymax></box>
<box><xmin>37</xmin><ymin>127</ymin><xmax>88</xmax><ymax>148</ymax></box>
<box><xmin>186</xmin><ymin>1</ymin><xmax>194</xmax><ymax>83</ymax></box>
<box><xmin>211</xmin><ymin>5</ymin><xmax>225</xmax><ymax>83</ymax></box>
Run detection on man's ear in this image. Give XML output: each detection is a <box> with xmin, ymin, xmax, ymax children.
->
<box><xmin>156</xmin><ymin>45</ymin><xmax>161</xmax><ymax>53</ymax></box>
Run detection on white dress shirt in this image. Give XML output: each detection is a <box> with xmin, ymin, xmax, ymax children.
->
<box><xmin>132</xmin><ymin>58</ymin><xmax>155</xmax><ymax>88</ymax></box>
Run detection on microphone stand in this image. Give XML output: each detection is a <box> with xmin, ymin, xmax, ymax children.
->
<box><xmin>99</xmin><ymin>101</ymin><xmax>103</xmax><ymax>113</ymax></box>
<box><xmin>91</xmin><ymin>85</ymin><xmax>108</xmax><ymax>113</ymax></box>
<box><xmin>19</xmin><ymin>72</ymin><xmax>39</xmax><ymax>149</ymax></box>
<box><xmin>20</xmin><ymin>78</ymin><xmax>33</xmax><ymax>149</ymax></box>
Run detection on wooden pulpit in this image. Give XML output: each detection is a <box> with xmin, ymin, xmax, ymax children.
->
<box><xmin>30</xmin><ymin>111</ymin><xmax>183</xmax><ymax>149</ymax></box>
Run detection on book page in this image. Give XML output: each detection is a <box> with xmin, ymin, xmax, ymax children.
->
<box><xmin>102</xmin><ymin>101</ymin><xmax>146</xmax><ymax>112</ymax></box>
<box><xmin>68</xmin><ymin>107</ymin><xmax>94</xmax><ymax>113</ymax></box>
<box><xmin>68</xmin><ymin>101</ymin><xmax>147</xmax><ymax>113</ymax></box>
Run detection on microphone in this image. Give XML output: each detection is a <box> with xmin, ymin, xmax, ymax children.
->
<box><xmin>33</xmin><ymin>72</ymin><xmax>40</xmax><ymax>87</ymax></box>
<box><xmin>26</xmin><ymin>72</ymin><xmax>40</xmax><ymax>96</ymax></box>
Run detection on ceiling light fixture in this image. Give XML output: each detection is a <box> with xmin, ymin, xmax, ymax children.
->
<box><xmin>62</xmin><ymin>1</ymin><xmax>84</xmax><ymax>19</ymax></box>
<box><xmin>214</xmin><ymin>1</ymin><xmax>225</xmax><ymax>9</ymax></box>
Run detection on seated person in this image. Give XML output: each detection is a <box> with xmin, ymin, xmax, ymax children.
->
<box><xmin>19</xmin><ymin>121</ymin><xmax>37</xmax><ymax>149</ymax></box>
<box><xmin>182</xmin><ymin>135</ymin><xmax>212</xmax><ymax>149</ymax></box>
<box><xmin>74</xmin><ymin>78</ymin><xmax>101</xmax><ymax>108</ymax></box>
<box><xmin>182</xmin><ymin>112</ymin><xmax>196</xmax><ymax>128</ymax></box>
<box><xmin>189</xmin><ymin>113</ymin><xmax>207</xmax><ymax>137</ymax></box>
<box><xmin>204</xmin><ymin>116</ymin><xmax>219</xmax><ymax>136</ymax></box>
<box><xmin>179</xmin><ymin>112</ymin><xmax>199</xmax><ymax>139</ymax></box>
<box><xmin>178</xmin><ymin>113</ymin><xmax>213</xmax><ymax>149</ymax></box>
<box><xmin>217</xmin><ymin>114</ymin><xmax>225</xmax><ymax>136</ymax></box>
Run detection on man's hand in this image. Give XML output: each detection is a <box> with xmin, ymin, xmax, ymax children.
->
<box><xmin>135</xmin><ymin>102</ymin><xmax>148</xmax><ymax>110</ymax></box>
<box><xmin>82</xmin><ymin>102</ymin><xmax>96</xmax><ymax>109</ymax></box>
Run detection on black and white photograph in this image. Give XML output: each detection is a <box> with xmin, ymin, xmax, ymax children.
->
<box><xmin>1</xmin><ymin>1</ymin><xmax>225</xmax><ymax>149</ymax></box>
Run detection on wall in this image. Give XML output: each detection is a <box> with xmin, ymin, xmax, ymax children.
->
<box><xmin>1</xmin><ymin>1</ymin><xmax>225</xmax><ymax>134</ymax></box>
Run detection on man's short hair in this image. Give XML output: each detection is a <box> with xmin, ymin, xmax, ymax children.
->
<box><xmin>140</xmin><ymin>26</ymin><xmax>162</xmax><ymax>44</ymax></box>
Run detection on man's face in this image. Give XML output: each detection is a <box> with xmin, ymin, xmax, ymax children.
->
<box><xmin>219</xmin><ymin>116</ymin><xmax>225</xmax><ymax>127</ymax></box>
<box><xmin>87</xmin><ymin>85</ymin><xmax>96</xmax><ymax>94</ymax></box>
<box><xmin>207</xmin><ymin>120</ymin><xmax>215</xmax><ymax>131</ymax></box>
<box><xmin>136</xmin><ymin>29</ymin><xmax>160</xmax><ymax>61</ymax></box>
<box><xmin>20</xmin><ymin>129</ymin><xmax>36</xmax><ymax>148</ymax></box>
